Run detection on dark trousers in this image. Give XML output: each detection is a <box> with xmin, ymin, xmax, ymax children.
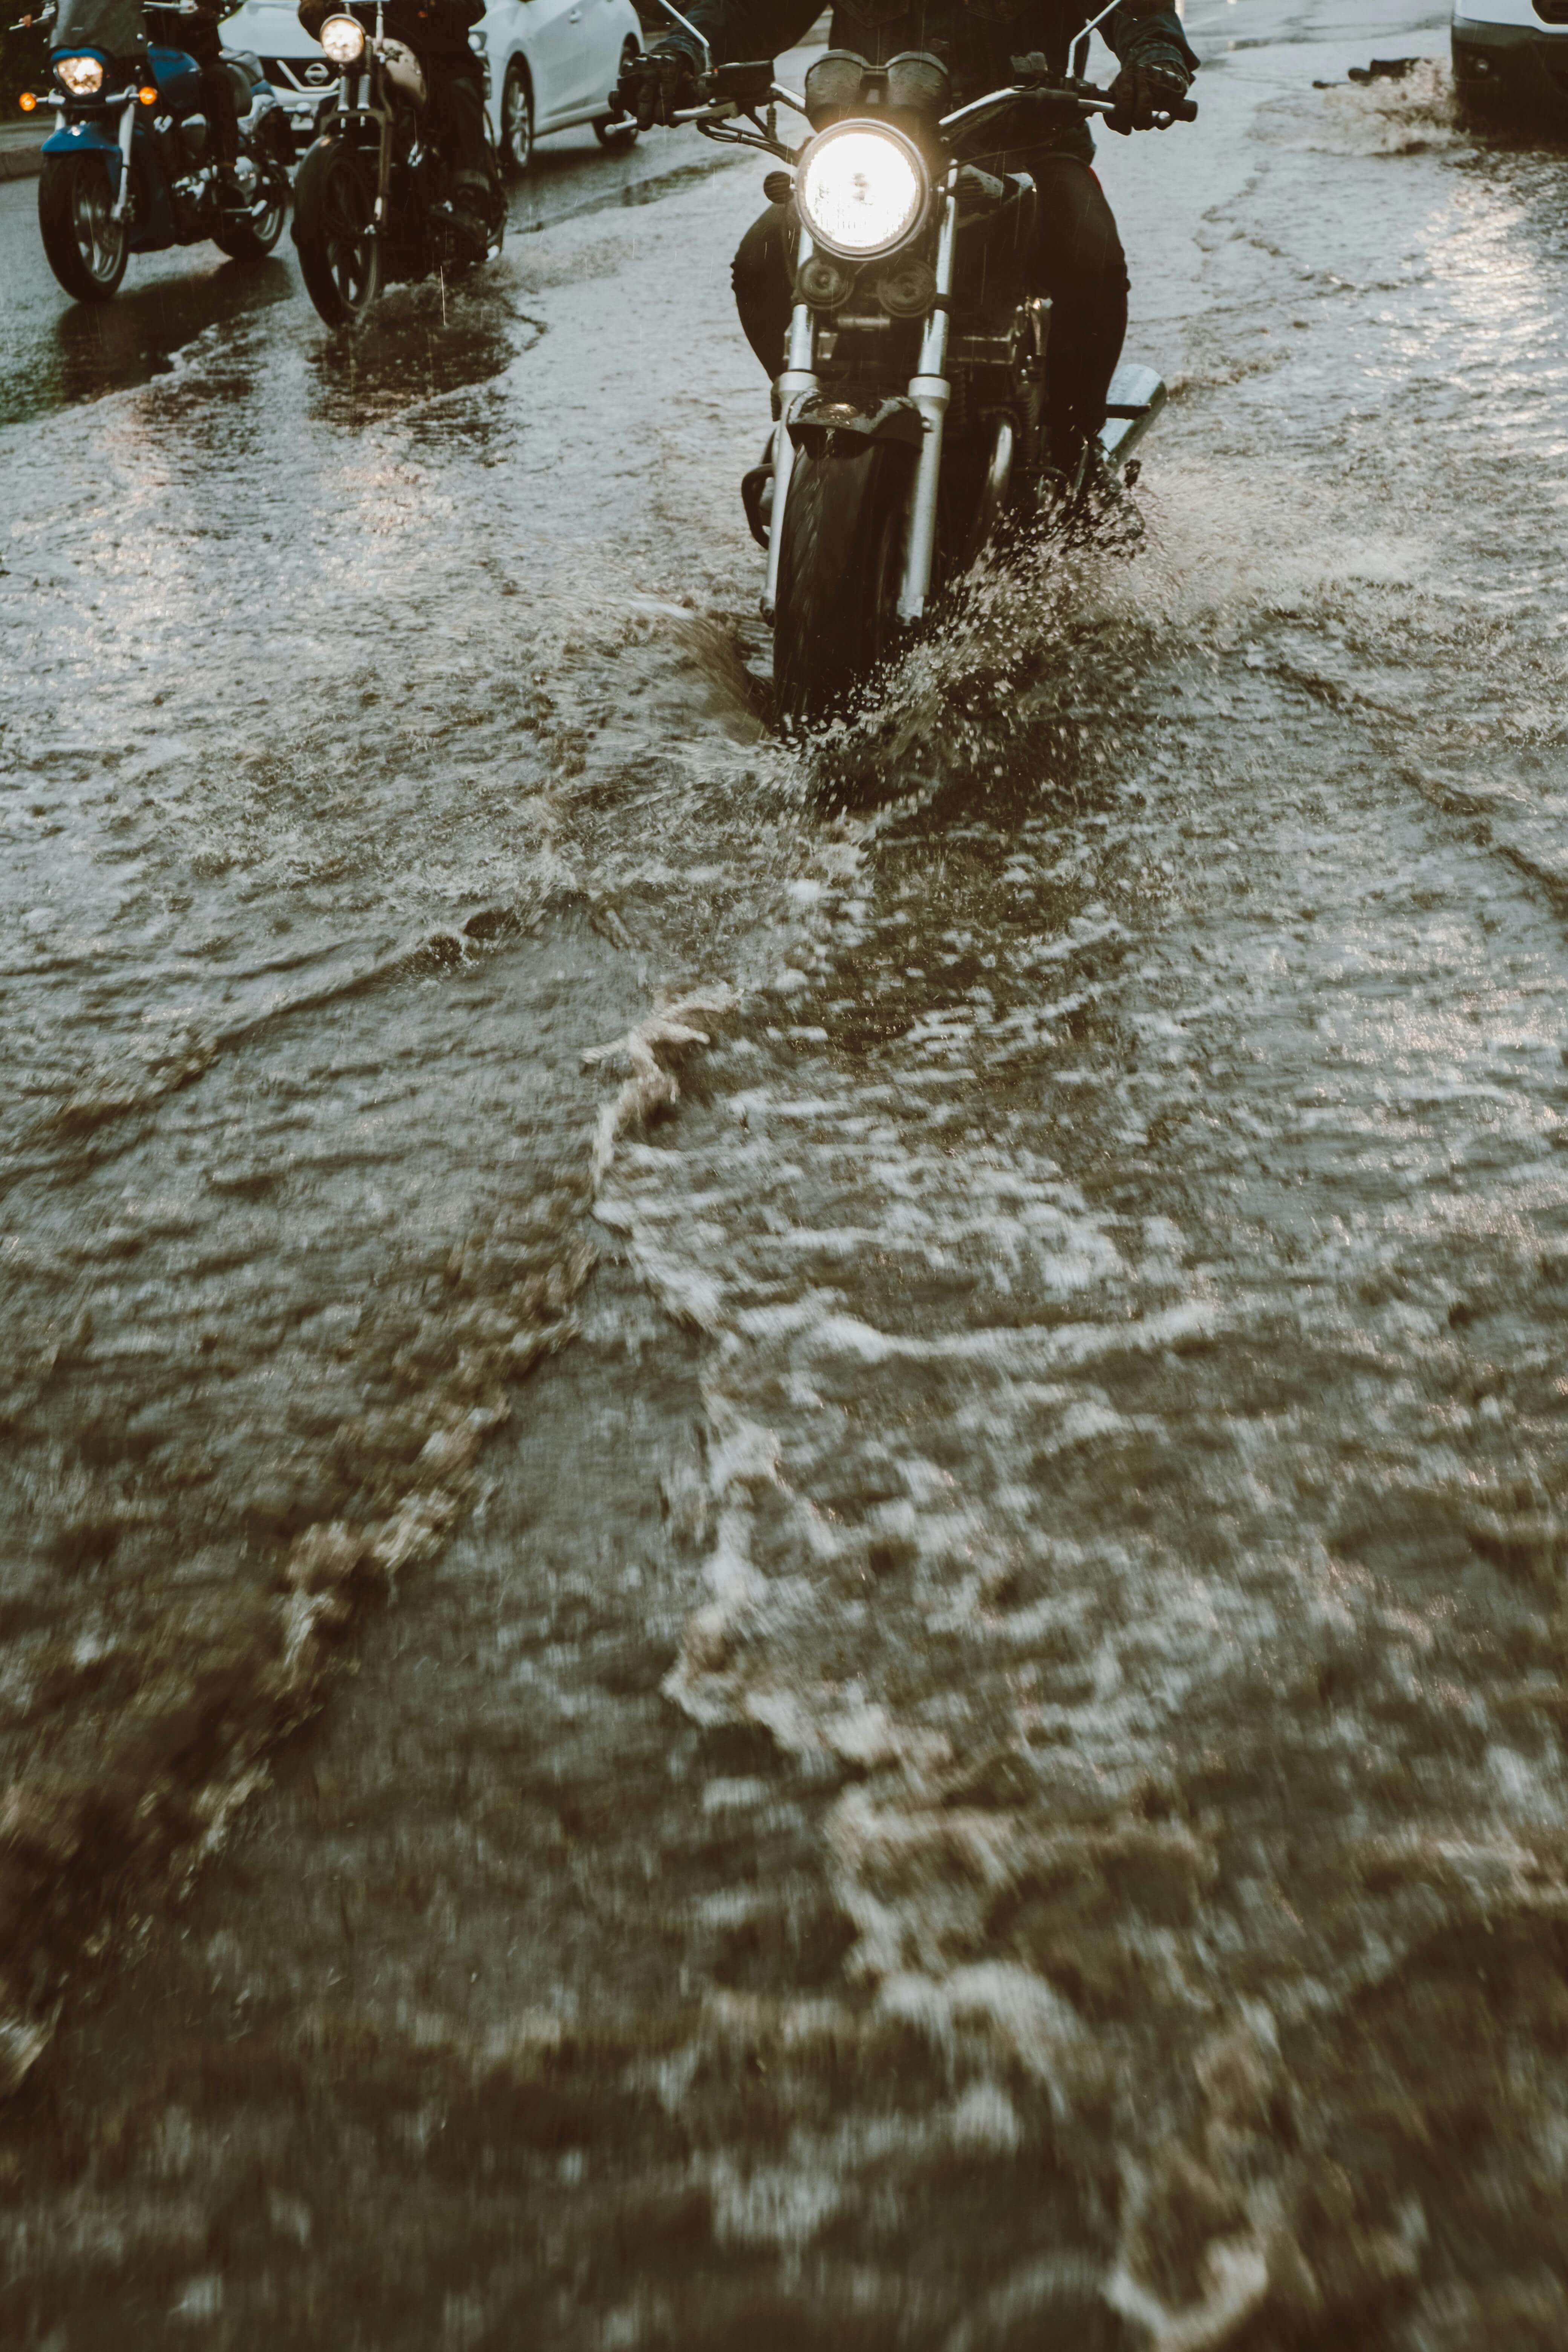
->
<box><xmin>732</xmin><ymin>154</ymin><xmax>1129</xmax><ymax>466</ymax></box>
<box><xmin>420</xmin><ymin>49</ymin><xmax>487</xmax><ymax>182</ymax></box>
<box><xmin>181</xmin><ymin>10</ymin><xmax>239</xmax><ymax>167</ymax></box>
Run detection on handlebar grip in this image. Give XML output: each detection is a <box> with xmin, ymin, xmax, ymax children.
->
<box><xmin>1171</xmin><ymin>96</ymin><xmax>1197</xmax><ymax>121</ymax></box>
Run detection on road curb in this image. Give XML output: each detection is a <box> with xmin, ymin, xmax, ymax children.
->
<box><xmin>0</xmin><ymin>132</ymin><xmax>44</xmax><ymax>180</ymax></box>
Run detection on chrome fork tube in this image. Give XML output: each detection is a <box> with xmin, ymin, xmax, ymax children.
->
<box><xmin>761</xmin><ymin>225</ymin><xmax>819</xmax><ymax>625</ymax></box>
<box><xmin>897</xmin><ymin>169</ymin><xmax>957</xmax><ymax>623</ymax></box>
<box><xmin>110</xmin><ymin>92</ymin><xmax>135</xmax><ymax>220</ymax></box>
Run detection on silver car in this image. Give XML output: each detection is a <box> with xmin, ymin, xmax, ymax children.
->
<box><xmin>218</xmin><ymin>0</ymin><xmax>642</xmax><ymax>165</ymax></box>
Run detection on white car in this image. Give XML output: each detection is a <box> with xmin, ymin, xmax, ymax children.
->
<box><xmin>219</xmin><ymin>0</ymin><xmax>642</xmax><ymax>170</ymax></box>
<box><xmin>1452</xmin><ymin>0</ymin><xmax>1568</xmax><ymax>114</ymax></box>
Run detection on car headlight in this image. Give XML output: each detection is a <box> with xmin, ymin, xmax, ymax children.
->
<box><xmin>796</xmin><ymin>122</ymin><xmax>926</xmax><ymax>261</ymax></box>
<box><xmin>55</xmin><ymin>53</ymin><xmax>106</xmax><ymax>95</ymax></box>
<box><xmin>319</xmin><ymin>15</ymin><xmax>366</xmax><ymax>65</ymax></box>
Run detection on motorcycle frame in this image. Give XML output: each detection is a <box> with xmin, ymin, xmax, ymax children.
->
<box><xmin>327</xmin><ymin>3</ymin><xmax>395</xmax><ymax>230</ymax></box>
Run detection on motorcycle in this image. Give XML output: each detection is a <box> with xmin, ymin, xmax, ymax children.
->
<box><xmin>628</xmin><ymin>3</ymin><xmax>1194</xmax><ymax>724</ymax></box>
<box><xmin>291</xmin><ymin>0</ymin><xmax>504</xmax><ymax>327</ymax></box>
<box><xmin>15</xmin><ymin>0</ymin><xmax>291</xmax><ymax>302</ymax></box>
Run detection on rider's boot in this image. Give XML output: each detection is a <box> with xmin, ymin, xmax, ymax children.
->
<box><xmin>443</xmin><ymin>167</ymin><xmax>494</xmax><ymax>259</ymax></box>
<box><xmin>1043</xmin><ymin>434</ymin><xmax>1145</xmax><ymax>553</ymax></box>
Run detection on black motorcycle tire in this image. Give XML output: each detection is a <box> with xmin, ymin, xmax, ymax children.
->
<box><xmin>773</xmin><ymin>441</ymin><xmax>913</xmax><ymax>729</ymax></box>
<box><xmin>38</xmin><ymin>151</ymin><xmax>130</xmax><ymax>303</ymax></box>
<box><xmin>212</xmin><ymin>166</ymin><xmax>289</xmax><ymax>263</ymax></box>
<box><xmin>292</xmin><ymin>138</ymin><xmax>381</xmax><ymax>326</ymax></box>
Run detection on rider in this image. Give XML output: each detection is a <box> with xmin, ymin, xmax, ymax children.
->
<box><xmin>617</xmin><ymin>2</ymin><xmax>1196</xmax><ymax>481</ymax></box>
<box><xmin>148</xmin><ymin>1</ymin><xmax>242</xmax><ymax>198</ymax></box>
<box><xmin>297</xmin><ymin>0</ymin><xmax>493</xmax><ymax>247</ymax></box>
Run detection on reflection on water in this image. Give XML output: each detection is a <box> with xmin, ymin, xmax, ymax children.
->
<box><xmin>0</xmin><ymin>253</ymin><xmax>294</xmax><ymax>429</ymax></box>
<box><xmin>305</xmin><ymin>276</ymin><xmax>531</xmax><ymax>426</ymax></box>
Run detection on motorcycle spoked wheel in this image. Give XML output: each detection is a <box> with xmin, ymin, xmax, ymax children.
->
<box><xmin>38</xmin><ymin>152</ymin><xmax>129</xmax><ymax>303</ymax></box>
<box><xmin>772</xmin><ymin>440</ymin><xmax>915</xmax><ymax>731</ymax></box>
<box><xmin>212</xmin><ymin>162</ymin><xmax>290</xmax><ymax>263</ymax></box>
<box><xmin>292</xmin><ymin>140</ymin><xmax>382</xmax><ymax>326</ymax></box>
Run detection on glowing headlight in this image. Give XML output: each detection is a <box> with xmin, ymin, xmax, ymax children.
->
<box><xmin>55</xmin><ymin>54</ymin><xmax>106</xmax><ymax>95</ymax></box>
<box><xmin>319</xmin><ymin>15</ymin><xmax>366</xmax><ymax>64</ymax></box>
<box><xmin>797</xmin><ymin>122</ymin><xmax>926</xmax><ymax>261</ymax></box>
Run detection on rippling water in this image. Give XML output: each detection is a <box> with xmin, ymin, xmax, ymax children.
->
<box><xmin>5</xmin><ymin>7</ymin><xmax>1568</xmax><ymax>2345</ymax></box>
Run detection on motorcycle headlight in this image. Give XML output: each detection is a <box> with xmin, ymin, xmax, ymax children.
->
<box><xmin>54</xmin><ymin>53</ymin><xmax>106</xmax><ymax>95</ymax></box>
<box><xmin>319</xmin><ymin>14</ymin><xmax>366</xmax><ymax>64</ymax></box>
<box><xmin>796</xmin><ymin>122</ymin><xmax>927</xmax><ymax>261</ymax></box>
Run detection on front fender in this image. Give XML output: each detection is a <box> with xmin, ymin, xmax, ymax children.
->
<box><xmin>787</xmin><ymin>392</ymin><xmax>925</xmax><ymax>463</ymax></box>
<box><xmin>42</xmin><ymin>117</ymin><xmax>122</xmax><ymax>191</ymax></box>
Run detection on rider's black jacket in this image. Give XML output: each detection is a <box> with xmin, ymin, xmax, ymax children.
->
<box><xmin>659</xmin><ymin>0</ymin><xmax>1195</xmax><ymax>159</ymax></box>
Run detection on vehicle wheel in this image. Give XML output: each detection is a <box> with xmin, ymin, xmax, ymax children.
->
<box><xmin>38</xmin><ymin>152</ymin><xmax>129</xmax><ymax>302</ymax></box>
<box><xmin>212</xmin><ymin>164</ymin><xmax>289</xmax><ymax>262</ymax></box>
<box><xmin>292</xmin><ymin>138</ymin><xmax>381</xmax><ymax>326</ymax></box>
<box><xmin>773</xmin><ymin>441</ymin><xmax>913</xmax><ymax>729</ymax></box>
<box><xmin>500</xmin><ymin>60</ymin><xmax>533</xmax><ymax>178</ymax></box>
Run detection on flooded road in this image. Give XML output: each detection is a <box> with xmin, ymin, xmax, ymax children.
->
<box><xmin>5</xmin><ymin>3</ymin><xmax>1568</xmax><ymax>2343</ymax></box>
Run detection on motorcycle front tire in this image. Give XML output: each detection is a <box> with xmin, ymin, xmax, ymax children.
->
<box><xmin>212</xmin><ymin>165</ymin><xmax>289</xmax><ymax>263</ymax></box>
<box><xmin>38</xmin><ymin>151</ymin><xmax>130</xmax><ymax>303</ymax></box>
<box><xmin>292</xmin><ymin>138</ymin><xmax>381</xmax><ymax>326</ymax></box>
<box><xmin>773</xmin><ymin>441</ymin><xmax>913</xmax><ymax>730</ymax></box>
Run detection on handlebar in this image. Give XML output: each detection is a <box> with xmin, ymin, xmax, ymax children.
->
<box><xmin>672</xmin><ymin>64</ymin><xmax>1196</xmax><ymax>142</ymax></box>
<box><xmin>941</xmin><ymin>75</ymin><xmax>1196</xmax><ymax>139</ymax></box>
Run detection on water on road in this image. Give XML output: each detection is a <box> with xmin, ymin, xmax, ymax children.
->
<box><xmin>4</xmin><ymin>6</ymin><xmax>1568</xmax><ymax>2345</ymax></box>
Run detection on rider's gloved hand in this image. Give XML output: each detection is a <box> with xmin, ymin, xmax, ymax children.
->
<box><xmin>615</xmin><ymin>43</ymin><xmax>698</xmax><ymax>132</ymax></box>
<box><xmin>1106</xmin><ymin>43</ymin><xmax>1192</xmax><ymax>133</ymax></box>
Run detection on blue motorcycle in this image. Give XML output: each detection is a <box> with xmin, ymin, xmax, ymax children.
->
<box><xmin>17</xmin><ymin>0</ymin><xmax>291</xmax><ymax>300</ymax></box>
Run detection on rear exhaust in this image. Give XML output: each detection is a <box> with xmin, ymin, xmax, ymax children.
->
<box><xmin>1098</xmin><ymin>361</ymin><xmax>1166</xmax><ymax>466</ymax></box>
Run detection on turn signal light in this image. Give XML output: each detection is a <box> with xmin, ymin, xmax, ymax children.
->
<box><xmin>138</xmin><ymin>84</ymin><xmax>157</xmax><ymax>103</ymax></box>
<box><xmin>17</xmin><ymin>90</ymin><xmax>36</xmax><ymax>110</ymax></box>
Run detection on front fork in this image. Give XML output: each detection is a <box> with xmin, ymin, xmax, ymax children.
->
<box><xmin>110</xmin><ymin>92</ymin><xmax>135</xmax><ymax>220</ymax></box>
<box><xmin>761</xmin><ymin>225</ymin><xmax>818</xmax><ymax>627</ymax></box>
<box><xmin>897</xmin><ymin>168</ymin><xmax>956</xmax><ymax>625</ymax></box>
<box><xmin>761</xmin><ymin>175</ymin><xmax>959</xmax><ymax>629</ymax></box>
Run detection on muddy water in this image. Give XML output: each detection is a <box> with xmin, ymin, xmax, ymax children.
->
<box><xmin>6</xmin><ymin>2</ymin><xmax>1568</xmax><ymax>2344</ymax></box>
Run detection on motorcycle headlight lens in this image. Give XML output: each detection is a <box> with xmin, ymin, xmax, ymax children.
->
<box><xmin>319</xmin><ymin>15</ymin><xmax>366</xmax><ymax>64</ymax></box>
<box><xmin>55</xmin><ymin>54</ymin><xmax>106</xmax><ymax>95</ymax></box>
<box><xmin>797</xmin><ymin>124</ymin><xmax>926</xmax><ymax>260</ymax></box>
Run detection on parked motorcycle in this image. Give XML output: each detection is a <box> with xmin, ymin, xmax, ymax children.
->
<box><xmin>15</xmin><ymin>0</ymin><xmax>290</xmax><ymax>301</ymax></box>
<box><xmin>291</xmin><ymin>0</ymin><xmax>504</xmax><ymax>326</ymax></box>
<box><xmin>630</xmin><ymin>10</ymin><xmax>1193</xmax><ymax>724</ymax></box>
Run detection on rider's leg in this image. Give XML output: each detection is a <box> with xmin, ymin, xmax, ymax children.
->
<box><xmin>185</xmin><ymin>11</ymin><xmax>240</xmax><ymax>171</ymax></box>
<box><xmin>732</xmin><ymin>202</ymin><xmax>794</xmax><ymax>378</ymax></box>
<box><xmin>1022</xmin><ymin>156</ymin><xmax>1129</xmax><ymax>469</ymax></box>
<box><xmin>439</xmin><ymin>56</ymin><xmax>488</xmax><ymax>188</ymax></box>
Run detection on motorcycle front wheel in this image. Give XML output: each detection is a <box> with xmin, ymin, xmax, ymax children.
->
<box><xmin>773</xmin><ymin>441</ymin><xmax>913</xmax><ymax>729</ymax></box>
<box><xmin>292</xmin><ymin>139</ymin><xmax>381</xmax><ymax>326</ymax></box>
<box><xmin>38</xmin><ymin>152</ymin><xmax>129</xmax><ymax>302</ymax></box>
<box><xmin>213</xmin><ymin>164</ymin><xmax>289</xmax><ymax>263</ymax></box>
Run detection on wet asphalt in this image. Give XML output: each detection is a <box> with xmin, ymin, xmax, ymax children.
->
<box><xmin>7</xmin><ymin>4</ymin><xmax>1568</xmax><ymax>2345</ymax></box>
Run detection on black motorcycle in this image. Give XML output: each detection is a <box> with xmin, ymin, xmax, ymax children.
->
<box><xmin>630</xmin><ymin>16</ymin><xmax>1193</xmax><ymax>724</ymax></box>
<box><xmin>291</xmin><ymin>0</ymin><xmax>502</xmax><ymax>325</ymax></box>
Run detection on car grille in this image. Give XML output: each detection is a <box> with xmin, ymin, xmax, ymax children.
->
<box><xmin>261</xmin><ymin>54</ymin><xmax>336</xmax><ymax>96</ymax></box>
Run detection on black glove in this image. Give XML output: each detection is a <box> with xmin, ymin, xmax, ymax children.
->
<box><xmin>614</xmin><ymin>44</ymin><xmax>698</xmax><ymax>132</ymax></box>
<box><xmin>1106</xmin><ymin>42</ymin><xmax>1192</xmax><ymax>133</ymax></box>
